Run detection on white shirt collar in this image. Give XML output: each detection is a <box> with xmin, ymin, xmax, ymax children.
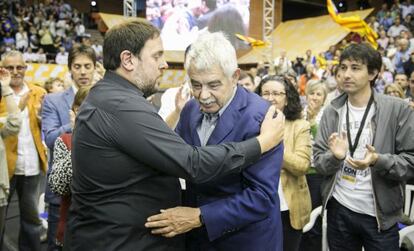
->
<box><xmin>72</xmin><ymin>84</ymin><xmax>78</xmax><ymax>94</ymax></box>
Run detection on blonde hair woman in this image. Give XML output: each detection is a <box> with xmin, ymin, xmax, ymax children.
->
<box><xmin>384</xmin><ymin>83</ymin><xmax>405</xmax><ymax>99</ymax></box>
<box><xmin>300</xmin><ymin>80</ymin><xmax>328</xmax><ymax>251</ymax></box>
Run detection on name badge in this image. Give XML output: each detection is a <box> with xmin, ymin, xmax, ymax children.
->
<box><xmin>339</xmin><ymin>165</ymin><xmax>357</xmax><ymax>190</ymax></box>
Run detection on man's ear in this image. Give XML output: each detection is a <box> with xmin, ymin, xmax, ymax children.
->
<box><xmin>120</xmin><ymin>50</ymin><xmax>135</xmax><ymax>71</ymax></box>
<box><xmin>369</xmin><ymin>69</ymin><xmax>379</xmax><ymax>81</ymax></box>
<box><xmin>232</xmin><ymin>68</ymin><xmax>241</xmax><ymax>85</ymax></box>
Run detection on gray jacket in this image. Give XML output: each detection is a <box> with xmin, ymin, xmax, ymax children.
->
<box><xmin>314</xmin><ymin>90</ymin><xmax>414</xmax><ymax>231</ymax></box>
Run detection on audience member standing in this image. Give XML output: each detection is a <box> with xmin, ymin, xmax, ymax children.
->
<box><xmin>257</xmin><ymin>75</ymin><xmax>312</xmax><ymax>251</ymax></box>
<box><xmin>314</xmin><ymin>43</ymin><xmax>414</xmax><ymax>251</ymax></box>
<box><xmin>0</xmin><ymin>50</ymin><xmax>47</xmax><ymax>251</ymax></box>
<box><xmin>41</xmin><ymin>44</ymin><xmax>96</xmax><ymax>251</ymax></box>
<box><xmin>299</xmin><ymin>80</ymin><xmax>328</xmax><ymax>251</ymax></box>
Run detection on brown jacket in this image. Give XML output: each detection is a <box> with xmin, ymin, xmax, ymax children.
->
<box><xmin>281</xmin><ymin>119</ymin><xmax>312</xmax><ymax>230</ymax></box>
<box><xmin>0</xmin><ymin>83</ymin><xmax>47</xmax><ymax>178</ymax></box>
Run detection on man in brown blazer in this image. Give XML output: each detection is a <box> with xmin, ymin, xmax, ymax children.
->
<box><xmin>0</xmin><ymin>50</ymin><xmax>47</xmax><ymax>251</ymax></box>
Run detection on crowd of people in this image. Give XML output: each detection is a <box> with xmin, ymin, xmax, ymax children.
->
<box><xmin>0</xmin><ymin>1</ymin><xmax>414</xmax><ymax>251</ymax></box>
<box><xmin>255</xmin><ymin>0</ymin><xmax>414</xmax><ymax>110</ymax></box>
<box><xmin>146</xmin><ymin>0</ymin><xmax>250</xmax><ymax>50</ymax></box>
<box><xmin>0</xmin><ymin>0</ymin><xmax>103</xmax><ymax>65</ymax></box>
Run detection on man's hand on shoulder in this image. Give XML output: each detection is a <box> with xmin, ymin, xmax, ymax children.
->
<box><xmin>145</xmin><ymin>206</ymin><xmax>202</xmax><ymax>238</ymax></box>
<box><xmin>257</xmin><ymin>105</ymin><xmax>285</xmax><ymax>153</ymax></box>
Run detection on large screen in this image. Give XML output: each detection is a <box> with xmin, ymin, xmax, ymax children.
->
<box><xmin>146</xmin><ymin>0</ymin><xmax>250</xmax><ymax>50</ymax></box>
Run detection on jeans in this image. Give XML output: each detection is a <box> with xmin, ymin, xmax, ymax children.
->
<box><xmin>327</xmin><ymin>198</ymin><xmax>399</xmax><ymax>251</ymax></box>
<box><xmin>7</xmin><ymin>175</ymin><xmax>42</xmax><ymax>251</ymax></box>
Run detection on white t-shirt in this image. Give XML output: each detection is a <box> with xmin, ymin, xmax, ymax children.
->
<box><xmin>13</xmin><ymin>85</ymin><xmax>40</xmax><ymax>176</ymax></box>
<box><xmin>278</xmin><ymin>180</ymin><xmax>289</xmax><ymax>211</ymax></box>
<box><xmin>332</xmin><ymin>101</ymin><xmax>376</xmax><ymax>217</ymax></box>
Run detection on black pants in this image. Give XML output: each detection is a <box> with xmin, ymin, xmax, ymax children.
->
<box><xmin>281</xmin><ymin>210</ymin><xmax>302</xmax><ymax>251</ymax></box>
<box><xmin>327</xmin><ymin>198</ymin><xmax>399</xmax><ymax>251</ymax></box>
<box><xmin>299</xmin><ymin>174</ymin><xmax>323</xmax><ymax>251</ymax></box>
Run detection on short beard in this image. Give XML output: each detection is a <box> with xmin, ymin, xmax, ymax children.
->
<box><xmin>10</xmin><ymin>78</ymin><xmax>24</xmax><ymax>88</ymax></box>
<box><xmin>141</xmin><ymin>84</ymin><xmax>157</xmax><ymax>98</ymax></box>
<box><xmin>136</xmin><ymin>79</ymin><xmax>157</xmax><ymax>98</ymax></box>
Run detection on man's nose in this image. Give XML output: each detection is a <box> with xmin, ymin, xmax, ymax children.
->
<box><xmin>199</xmin><ymin>86</ymin><xmax>211</xmax><ymax>100</ymax></box>
<box><xmin>342</xmin><ymin>68</ymin><xmax>352</xmax><ymax>78</ymax></box>
<box><xmin>159</xmin><ymin>58</ymin><xmax>168</xmax><ymax>70</ymax></box>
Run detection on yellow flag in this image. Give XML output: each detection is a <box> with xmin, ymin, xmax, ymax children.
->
<box><xmin>327</xmin><ymin>0</ymin><xmax>378</xmax><ymax>49</ymax></box>
<box><xmin>235</xmin><ymin>34</ymin><xmax>269</xmax><ymax>48</ymax></box>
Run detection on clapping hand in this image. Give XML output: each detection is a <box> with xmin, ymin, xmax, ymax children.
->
<box><xmin>307</xmin><ymin>100</ymin><xmax>318</xmax><ymax>121</ymax></box>
<box><xmin>346</xmin><ymin>145</ymin><xmax>378</xmax><ymax>170</ymax></box>
<box><xmin>18</xmin><ymin>90</ymin><xmax>31</xmax><ymax>111</ymax></box>
<box><xmin>328</xmin><ymin>132</ymin><xmax>348</xmax><ymax>160</ymax></box>
<box><xmin>0</xmin><ymin>68</ymin><xmax>11</xmax><ymax>88</ymax></box>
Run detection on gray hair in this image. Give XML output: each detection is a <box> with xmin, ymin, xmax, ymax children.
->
<box><xmin>305</xmin><ymin>79</ymin><xmax>328</xmax><ymax>103</ymax></box>
<box><xmin>184</xmin><ymin>32</ymin><xmax>237</xmax><ymax>78</ymax></box>
<box><xmin>1</xmin><ymin>50</ymin><xmax>25</xmax><ymax>62</ymax></box>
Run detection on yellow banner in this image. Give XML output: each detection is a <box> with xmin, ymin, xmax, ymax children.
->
<box><xmin>24</xmin><ymin>63</ymin><xmax>184</xmax><ymax>90</ymax></box>
<box><xmin>159</xmin><ymin>70</ymin><xmax>186</xmax><ymax>89</ymax></box>
<box><xmin>24</xmin><ymin>63</ymin><xmax>69</xmax><ymax>85</ymax></box>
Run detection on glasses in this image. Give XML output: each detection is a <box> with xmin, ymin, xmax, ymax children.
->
<box><xmin>262</xmin><ymin>91</ymin><xmax>286</xmax><ymax>98</ymax></box>
<box><xmin>3</xmin><ymin>65</ymin><xmax>27</xmax><ymax>71</ymax></box>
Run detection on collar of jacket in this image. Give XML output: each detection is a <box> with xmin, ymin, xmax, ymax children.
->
<box><xmin>103</xmin><ymin>70</ymin><xmax>144</xmax><ymax>97</ymax></box>
<box><xmin>330</xmin><ymin>88</ymin><xmax>380</xmax><ymax>112</ymax></box>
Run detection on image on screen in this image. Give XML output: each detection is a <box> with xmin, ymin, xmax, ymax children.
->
<box><xmin>146</xmin><ymin>0</ymin><xmax>250</xmax><ymax>50</ymax></box>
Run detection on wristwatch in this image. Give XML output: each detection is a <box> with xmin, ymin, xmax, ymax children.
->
<box><xmin>199</xmin><ymin>213</ymin><xmax>205</xmax><ymax>226</ymax></box>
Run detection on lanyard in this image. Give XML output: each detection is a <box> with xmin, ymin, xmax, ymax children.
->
<box><xmin>345</xmin><ymin>94</ymin><xmax>374</xmax><ymax>158</ymax></box>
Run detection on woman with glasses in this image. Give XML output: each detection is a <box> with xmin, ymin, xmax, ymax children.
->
<box><xmin>256</xmin><ymin>75</ymin><xmax>312</xmax><ymax>251</ymax></box>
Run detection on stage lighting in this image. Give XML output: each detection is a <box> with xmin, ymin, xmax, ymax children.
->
<box><xmin>90</xmin><ymin>0</ymin><xmax>99</xmax><ymax>12</ymax></box>
<box><xmin>337</xmin><ymin>0</ymin><xmax>348</xmax><ymax>13</ymax></box>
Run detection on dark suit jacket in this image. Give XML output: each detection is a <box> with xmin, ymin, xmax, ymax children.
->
<box><xmin>64</xmin><ymin>71</ymin><xmax>262</xmax><ymax>251</ymax></box>
<box><xmin>42</xmin><ymin>87</ymin><xmax>74</xmax><ymax>204</ymax></box>
<box><xmin>177</xmin><ymin>86</ymin><xmax>283</xmax><ymax>251</ymax></box>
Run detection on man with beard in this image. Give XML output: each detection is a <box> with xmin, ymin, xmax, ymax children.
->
<box><xmin>0</xmin><ymin>50</ymin><xmax>47</xmax><ymax>251</ymax></box>
<box><xmin>64</xmin><ymin>20</ymin><xmax>285</xmax><ymax>251</ymax></box>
